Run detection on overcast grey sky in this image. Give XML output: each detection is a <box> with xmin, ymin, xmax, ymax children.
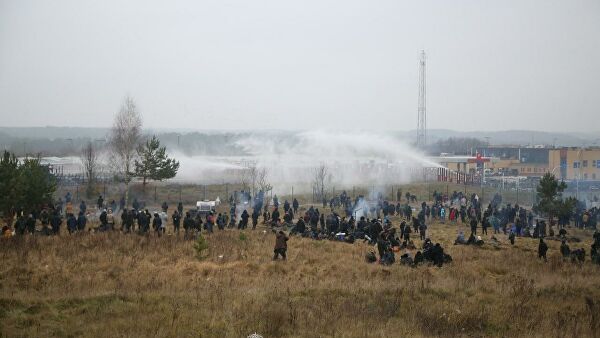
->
<box><xmin>0</xmin><ymin>0</ymin><xmax>599</xmax><ymax>132</ymax></box>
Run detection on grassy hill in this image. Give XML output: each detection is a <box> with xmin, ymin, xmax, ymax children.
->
<box><xmin>1</xmin><ymin>208</ymin><xmax>599</xmax><ymax>337</ymax></box>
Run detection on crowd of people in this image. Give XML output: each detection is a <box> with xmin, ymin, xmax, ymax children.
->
<box><xmin>3</xmin><ymin>188</ymin><xmax>600</xmax><ymax>267</ymax></box>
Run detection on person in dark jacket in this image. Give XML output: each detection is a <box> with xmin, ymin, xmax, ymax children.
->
<box><xmin>470</xmin><ymin>218</ymin><xmax>478</xmax><ymax>235</ymax></box>
<box><xmin>77</xmin><ymin>211</ymin><xmax>87</xmax><ymax>232</ymax></box>
<box><xmin>172</xmin><ymin>210</ymin><xmax>181</xmax><ymax>233</ymax></box>
<box><xmin>183</xmin><ymin>212</ymin><xmax>194</xmax><ymax>239</ymax></box>
<box><xmin>14</xmin><ymin>214</ymin><xmax>26</xmax><ymax>235</ymax></box>
<box><xmin>402</xmin><ymin>222</ymin><xmax>412</xmax><ymax>242</ymax></box>
<box><xmin>560</xmin><ymin>240</ymin><xmax>571</xmax><ymax>259</ymax></box>
<box><xmin>132</xmin><ymin>198</ymin><xmax>140</xmax><ymax>211</ymax></box>
<box><xmin>121</xmin><ymin>208</ymin><xmax>129</xmax><ymax>232</ymax></box>
<box><xmin>67</xmin><ymin>213</ymin><xmax>77</xmax><ymax>234</ymax></box>
<box><xmin>251</xmin><ymin>209</ymin><xmax>259</xmax><ymax>229</ymax></box>
<box><xmin>138</xmin><ymin>211</ymin><xmax>148</xmax><ymax>234</ymax></box>
<box><xmin>50</xmin><ymin>212</ymin><xmax>62</xmax><ymax>235</ymax></box>
<box><xmin>26</xmin><ymin>214</ymin><xmax>36</xmax><ymax>234</ymax></box>
<box><xmin>273</xmin><ymin>231</ymin><xmax>289</xmax><ymax>260</ymax></box>
<box><xmin>99</xmin><ymin>209</ymin><xmax>108</xmax><ymax>230</ymax></box>
<box><xmin>153</xmin><ymin>213</ymin><xmax>163</xmax><ymax>236</ymax></box>
<box><xmin>292</xmin><ymin>218</ymin><xmax>306</xmax><ymax>235</ymax></box>
<box><xmin>419</xmin><ymin>222</ymin><xmax>427</xmax><ymax>241</ymax></box>
<box><xmin>538</xmin><ymin>238</ymin><xmax>548</xmax><ymax>262</ymax></box>
<box><xmin>271</xmin><ymin>208</ymin><xmax>280</xmax><ymax>225</ymax></box>
<box><xmin>240</xmin><ymin>210</ymin><xmax>249</xmax><ymax>229</ymax></box>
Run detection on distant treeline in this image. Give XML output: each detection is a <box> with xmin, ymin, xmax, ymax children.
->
<box><xmin>0</xmin><ymin>129</ymin><xmax>250</xmax><ymax>157</ymax></box>
<box><xmin>426</xmin><ymin>137</ymin><xmax>487</xmax><ymax>156</ymax></box>
<box><xmin>1</xmin><ymin>127</ymin><xmax>487</xmax><ymax>158</ymax></box>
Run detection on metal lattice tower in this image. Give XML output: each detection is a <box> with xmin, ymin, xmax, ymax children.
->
<box><xmin>416</xmin><ymin>50</ymin><xmax>427</xmax><ymax>148</ymax></box>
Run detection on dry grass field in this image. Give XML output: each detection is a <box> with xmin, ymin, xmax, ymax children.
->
<box><xmin>2</xmin><ymin>185</ymin><xmax>599</xmax><ymax>337</ymax></box>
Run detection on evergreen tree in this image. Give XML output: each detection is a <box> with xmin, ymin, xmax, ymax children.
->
<box><xmin>0</xmin><ymin>151</ymin><xmax>57</xmax><ymax>219</ymax></box>
<box><xmin>132</xmin><ymin>136</ymin><xmax>179</xmax><ymax>191</ymax></box>
<box><xmin>0</xmin><ymin>151</ymin><xmax>21</xmax><ymax>218</ymax></box>
<box><xmin>18</xmin><ymin>157</ymin><xmax>57</xmax><ymax>213</ymax></box>
<box><xmin>535</xmin><ymin>172</ymin><xmax>573</xmax><ymax>222</ymax></box>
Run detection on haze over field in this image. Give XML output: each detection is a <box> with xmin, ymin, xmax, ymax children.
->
<box><xmin>1</xmin><ymin>1</ymin><xmax>599</xmax><ymax>132</ymax></box>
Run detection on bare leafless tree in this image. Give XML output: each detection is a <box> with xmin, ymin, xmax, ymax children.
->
<box><xmin>247</xmin><ymin>164</ymin><xmax>258</xmax><ymax>197</ymax></box>
<box><xmin>242</xmin><ymin>163</ymin><xmax>273</xmax><ymax>197</ymax></box>
<box><xmin>313</xmin><ymin>163</ymin><xmax>330</xmax><ymax>202</ymax></box>
<box><xmin>237</xmin><ymin>165</ymin><xmax>250</xmax><ymax>193</ymax></box>
<box><xmin>80</xmin><ymin>141</ymin><xmax>99</xmax><ymax>197</ymax></box>
<box><xmin>108</xmin><ymin>96</ymin><xmax>142</xmax><ymax>205</ymax></box>
<box><xmin>256</xmin><ymin>167</ymin><xmax>272</xmax><ymax>193</ymax></box>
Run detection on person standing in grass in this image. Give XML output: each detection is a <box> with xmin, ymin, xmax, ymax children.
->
<box><xmin>273</xmin><ymin>231</ymin><xmax>289</xmax><ymax>260</ymax></box>
<box><xmin>481</xmin><ymin>216</ymin><xmax>489</xmax><ymax>235</ymax></box>
<box><xmin>172</xmin><ymin>210</ymin><xmax>181</xmax><ymax>233</ymax></box>
<box><xmin>538</xmin><ymin>238</ymin><xmax>548</xmax><ymax>262</ymax></box>
<box><xmin>153</xmin><ymin>213</ymin><xmax>163</xmax><ymax>236</ymax></box>
<box><xmin>470</xmin><ymin>217</ymin><xmax>478</xmax><ymax>235</ymax></box>
<box><xmin>77</xmin><ymin>211</ymin><xmax>87</xmax><ymax>232</ymax></box>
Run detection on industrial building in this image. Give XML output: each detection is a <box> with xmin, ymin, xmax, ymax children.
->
<box><xmin>433</xmin><ymin>146</ymin><xmax>600</xmax><ymax>181</ymax></box>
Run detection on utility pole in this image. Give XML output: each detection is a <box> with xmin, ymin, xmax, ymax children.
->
<box><xmin>516</xmin><ymin>179</ymin><xmax>519</xmax><ymax>205</ymax></box>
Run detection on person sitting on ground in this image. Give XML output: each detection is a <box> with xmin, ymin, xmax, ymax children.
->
<box><xmin>414</xmin><ymin>251</ymin><xmax>424</xmax><ymax>265</ymax></box>
<box><xmin>400</xmin><ymin>253</ymin><xmax>413</xmax><ymax>266</ymax></box>
<box><xmin>559</xmin><ymin>228</ymin><xmax>567</xmax><ymax>238</ymax></box>
<box><xmin>422</xmin><ymin>238</ymin><xmax>434</xmax><ymax>251</ymax></box>
<box><xmin>570</xmin><ymin>248</ymin><xmax>585</xmax><ymax>263</ymax></box>
<box><xmin>365</xmin><ymin>250</ymin><xmax>377</xmax><ymax>263</ymax></box>
<box><xmin>291</xmin><ymin>217</ymin><xmax>306</xmax><ymax>236</ymax></box>
<box><xmin>487</xmin><ymin>235</ymin><xmax>500</xmax><ymax>247</ymax></box>
<box><xmin>40</xmin><ymin>222</ymin><xmax>51</xmax><ymax>236</ymax></box>
<box><xmin>431</xmin><ymin>243</ymin><xmax>445</xmax><ymax>267</ymax></box>
<box><xmin>454</xmin><ymin>231</ymin><xmax>467</xmax><ymax>245</ymax></box>
<box><xmin>388</xmin><ymin>228</ymin><xmax>400</xmax><ymax>247</ymax></box>
<box><xmin>475</xmin><ymin>235</ymin><xmax>484</xmax><ymax>246</ymax></box>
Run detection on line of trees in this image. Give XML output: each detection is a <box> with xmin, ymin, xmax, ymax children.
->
<box><xmin>107</xmin><ymin>96</ymin><xmax>180</xmax><ymax>204</ymax></box>
<box><xmin>0</xmin><ymin>95</ymin><xmax>181</xmax><ymax>221</ymax></box>
<box><xmin>76</xmin><ymin>96</ymin><xmax>180</xmax><ymax>202</ymax></box>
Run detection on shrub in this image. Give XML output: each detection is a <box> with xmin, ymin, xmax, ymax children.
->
<box><xmin>194</xmin><ymin>234</ymin><xmax>209</xmax><ymax>259</ymax></box>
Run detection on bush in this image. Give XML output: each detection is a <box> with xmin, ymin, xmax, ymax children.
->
<box><xmin>194</xmin><ymin>234</ymin><xmax>209</xmax><ymax>259</ymax></box>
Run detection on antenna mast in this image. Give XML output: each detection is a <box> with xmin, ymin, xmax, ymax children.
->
<box><xmin>417</xmin><ymin>50</ymin><xmax>427</xmax><ymax>149</ymax></box>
